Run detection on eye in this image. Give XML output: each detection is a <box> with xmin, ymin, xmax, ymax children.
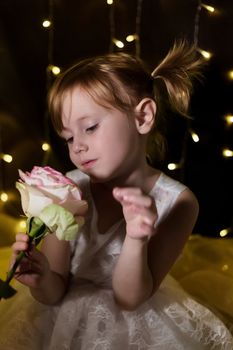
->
<box><xmin>86</xmin><ymin>124</ymin><xmax>98</xmax><ymax>134</ymax></box>
<box><xmin>65</xmin><ymin>137</ymin><xmax>73</xmax><ymax>145</ymax></box>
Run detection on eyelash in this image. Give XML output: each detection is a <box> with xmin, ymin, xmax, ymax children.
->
<box><xmin>64</xmin><ymin>124</ymin><xmax>98</xmax><ymax>144</ymax></box>
<box><xmin>65</xmin><ymin>137</ymin><xmax>73</xmax><ymax>145</ymax></box>
<box><xmin>86</xmin><ymin>124</ymin><xmax>98</xmax><ymax>133</ymax></box>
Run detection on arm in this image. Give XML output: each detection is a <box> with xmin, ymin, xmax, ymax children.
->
<box><xmin>30</xmin><ymin>233</ymin><xmax>71</xmax><ymax>305</ymax></box>
<box><xmin>112</xmin><ymin>187</ymin><xmax>199</xmax><ymax>310</ymax></box>
<box><xmin>112</xmin><ymin>235</ymin><xmax>153</xmax><ymax>310</ymax></box>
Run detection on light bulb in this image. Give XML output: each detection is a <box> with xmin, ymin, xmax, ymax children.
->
<box><xmin>42</xmin><ymin>20</ymin><xmax>51</xmax><ymax>28</ymax></box>
<box><xmin>202</xmin><ymin>4</ymin><xmax>215</xmax><ymax>13</ymax></box>
<box><xmin>0</xmin><ymin>192</ymin><xmax>8</xmax><ymax>202</ymax></box>
<box><xmin>167</xmin><ymin>163</ymin><xmax>179</xmax><ymax>170</ymax></box>
<box><xmin>227</xmin><ymin>70</ymin><xmax>233</xmax><ymax>80</ymax></box>
<box><xmin>198</xmin><ymin>49</ymin><xmax>212</xmax><ymax>60</ymax></box>
<box><xmin>191</xmin><ymin>132</ymin><xmax>199</xmax><ymax>143</ymax></box>
<box><xmin>18</xmin><ymin>220</ymin><xmax>27</xmax><ymax>230</ymax></box>
<box><xmin>219</xmin><ymin>228</ymin><xmax>229</xmax><ymax>237</ymax></box>
<box><xmin>224</xmin><ymin>114</ymin><xmax>233</xmax><ymax>125</ymax></box>
<box><xmin>49</xmin><ymin>65</ymin><xmax>61</xmax><ymax>75</ymax></box>
<box><xmin>126</xmin><ymin>34</ymin><xmax>136</xmax><ymax>42</ymax></box>
<box><xmin>1</xmin><ymin>154</ymin><xmax>13</xmax><ymax>163</ymax></box>
<box><xmin>222</xmin><ymin>149</ymin><xmax>233</xmax><ymax>158</ymax></box>
<box><xmin>42</xmin><ymin>143</ymin><xmax>51</xmax><ymax>151</ymax></box>
<box><xmin>113</xmin><ymin>39</ymin><xmax>124</xmax><ymax>48</ymax></box>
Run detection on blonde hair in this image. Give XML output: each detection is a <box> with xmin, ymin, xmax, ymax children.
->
<box><xmin>48</xmin><ymin>40</ymin><xmax>203</xmax><ymax>160</ymax></box>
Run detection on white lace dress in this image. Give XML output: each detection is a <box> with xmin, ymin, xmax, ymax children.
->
<box><xmin>0</xmin><ymin>170</ymin><xmax>232</xmax><ymax>350</ymax></box>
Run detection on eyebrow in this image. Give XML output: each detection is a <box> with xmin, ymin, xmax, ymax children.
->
<box><xmin>62</xmin><ymin>115</ymin><xmax>93</xmax><ymax>131</ymax></box>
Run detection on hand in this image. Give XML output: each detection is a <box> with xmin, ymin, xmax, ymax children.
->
<box><xmin>11</xmin><ymin>233</ymin><xmax>50</xmax><ymax>289</ymax></box>
<box><xmin>113</xmin><ymin>187</ymin><xmax>158</xmax><ymax>240</ymax></box>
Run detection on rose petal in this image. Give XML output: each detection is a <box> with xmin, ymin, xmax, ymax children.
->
<box><xmin>16</xmin><ymin>182</ymin><xmax>29</xmax><ymax>215</ymax></box>
<box><xmin>17</xmin><ymin>167</ymin><xmax>85</xmax><ymax>239</ymax></box>
<box><xmin>38</xmin><ymin>204</ymin><xmax>80</xmax><ymax>240</ymax></box>
<box><xmin>18</xmin><ymin>183</ymin><xmax>53</xmax><ymax>217</ymax></box>
<box><xmin>59</xmin><ymin>198</ymin><xmax>88</xmax><ymax>215</ymax></box>
<box><xmin>37</xmin><ymin>185</ymin><xmax>81</xmax><ymax>202</ymax></box>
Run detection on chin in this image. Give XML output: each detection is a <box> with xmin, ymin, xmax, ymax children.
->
<box><xmin>88</xmin><ymin>171</ymin><xmax>117</xmax><ymax>184</ymax></box>
<box><xmin>89</xmin><ymin>175</ymin><xmax>112</xmax><ymax>184</ymax></box>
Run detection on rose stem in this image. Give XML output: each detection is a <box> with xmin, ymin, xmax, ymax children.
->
<box><xmin>5</xmin><ymin>222</ymin><xmax>47</xmax><ymax>285</ymax></box>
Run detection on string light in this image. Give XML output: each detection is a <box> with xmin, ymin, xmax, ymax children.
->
<box><xmin>48</xmin><ymin>64</ymin><xmax>61</xmax><ymax>75</ymax></box>
<box><xmin>112</xmin><ymin>38</ymin><xmax>124</xmax><ymax>49</ymax></box>
<box><xmin>0</xmin><ymin>192</ymin><xmax>8</xmax><ymax>202</ymax></box>
<box><xmin>108</xmin><ymin>0</ymin><xmax>143</xmax><ymax>56</ymax></box>
<box><xmin>41</xmin><ymin>0</ymin><xmax>55</xmax><ymax>167</ymax></box>
<box><xmin>108</xmin><ymin>0</ymin><xmax>115</xmax><ymax>53</ymax></box>
<box><xmin>219</xmin><ymin>228</ymin><xmax>230</xmax><ymax>237</ymax></box>
<box><xmin>224</xmin><ymin>114</ymin><xmax>233</xmax><ymax>126</ymax></box>
<box><xmin>222</xmin><ymin>148</ymin><xmax>233</xmax><ymax>158</ymax></box>
<box><xmin>0</xmin><ymin>1</ymin><xmax>229</xmax><ymax>241</ymax></box>
<box><xmin>126</xmin><ymin>34</ymin><xmax>137</xmax><ymax>42</ymax></box>
<box><xmin>167</xmin><ymin>163</ymin><xmax>180</xmax><ymax>171</ymax></box>
<box><xmin>135</xmin><ymin>0</ymin><xmax>143</xmax><ymax>57</ymax></box>
<box><xmin>222</xmin><ymin>264</ymin><xmax>229</xmax><ymax>271</ymax></box>
<box><xmin>42</xmin><ymin>142</ymin><xmax>51</xmax><ymax>151</ymax></box>
<box><xmin>227</xmin><ymin>70</ymin><xmax>233</xmax><ymax>80</ymax></box>
<box><xmin>197</xmin><ymin>48</ymin><xmax>212</xmax><ymax>60</ymax></box>
<box><xmin>190</xmin><ymin>130</ymin><xmax>200</xmax><ymax>143</ymax></box>
<box><xmin>201</xmin><ymin>4</ymin><xmax>215</xmax><ymax>13</ymax></box>
<box><xmin>16</xmin><ymin>220</ymin><xmax>27</xmax><ymax>231</ymax></box>
<box><xmin>0</xmin><ymin>153</ymin><xmax>13</xmax><ymax>163</ymax></box>
<box><xmin>42</xmin><ymin>20</ymin><xmax>52</xmax><ymax>28</ymax></box>
<box><xmin>194</xmin><ymin>1</ymin><xmax>214</xmax><ymax>61</ymax></box>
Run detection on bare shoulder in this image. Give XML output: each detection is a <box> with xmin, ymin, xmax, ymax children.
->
<box><xmin>153</xmin><ymin>186</ymin><xmax>199</xmax><ymax>244</ymax></box>
<box><xmin>175</xmin><ymin>187</ymin><xmax>199</xmax><ymax>218</ymax></box>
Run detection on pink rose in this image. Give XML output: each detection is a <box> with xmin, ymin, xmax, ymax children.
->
<box><xmin>16</xmin><ymin>166</ymin><xmax>87</xmax><ymax>219</ymax></box>
<box><xmin>0</xmin><ymin>167</ymin><xmax>87</xmax><ymax>300</ymax></box>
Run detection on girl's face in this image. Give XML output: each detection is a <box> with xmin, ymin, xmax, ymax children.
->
<box><xmin>60</xmin><ymin>86</ymin><xmax>145</xmax><ymax>183</ymax></box>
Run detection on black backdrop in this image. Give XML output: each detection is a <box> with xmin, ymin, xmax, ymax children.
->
<box><xmin>0</xmin><ymin>0</ymin><xmax>232</xmax><ymax>242</ymax></box>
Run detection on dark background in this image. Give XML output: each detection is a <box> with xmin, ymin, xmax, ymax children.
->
<box><xmin>0</xmin><ymin>0</ymin><xmax>232</xmax><ymax>245</ymax></box>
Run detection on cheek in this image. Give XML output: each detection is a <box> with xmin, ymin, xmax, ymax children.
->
<box><xmin>69</xmin><ymin>150</ymin><xmax>78</xmax><ymax>166</ymax></box>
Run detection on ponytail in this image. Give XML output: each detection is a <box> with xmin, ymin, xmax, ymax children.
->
<box><xmin>151</xmin><ymin>40</ymin><xmax>204</xmax><ymax>116</ymax></box>
<box><xmin>147</xmin><ymin>41</ymin><xmax>204</xmax><ymax>164</ymax></box>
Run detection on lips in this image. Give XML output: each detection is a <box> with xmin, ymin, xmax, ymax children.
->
<box><xmin>80</xmin><ymin>159</ymin><xmax>97</xmax><ymax>169</ymax></box>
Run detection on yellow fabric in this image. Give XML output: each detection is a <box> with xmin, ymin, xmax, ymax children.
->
<box><xmin>171</xmin><ymin>235</ymin><xmax>233</xmax><ymax>328</ymax></box>
<box><xmin>0</xmin><ymin>247</ymin><xmax>11</xmax><ymax>280</ymax></box>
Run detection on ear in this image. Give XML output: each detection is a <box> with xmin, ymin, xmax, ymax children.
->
<box><xmin>134</xmin><ymin>98</ymin><xmax>157</xmax><ymax>134</ymax></box>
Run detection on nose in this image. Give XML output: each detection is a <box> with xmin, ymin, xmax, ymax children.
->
<box><xmin>72</xmin><ymin>138</ymin><xmax>88</xmax><ymax>153</ymax></box>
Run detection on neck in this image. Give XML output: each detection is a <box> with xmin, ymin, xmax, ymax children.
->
<box><xmin>90</xmin><ymin>159</ymin><xmax>158</xmax><ymax>195</ymax></box>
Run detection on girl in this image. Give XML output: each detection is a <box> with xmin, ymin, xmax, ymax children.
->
<box><xmin>0</xmin><ymin>41</ymin><xmax>233</xmax><ymax>349</ymax></box>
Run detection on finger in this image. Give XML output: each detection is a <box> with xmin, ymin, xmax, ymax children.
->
<box><xmin>27</xmin><ymin>246</ymin><xmax>47</xmax><ymax>265</ymax></box>
<box><xmin>15</xmin><ymin>259</ymin><xmax>42</xmax><ymax>277</ymax></box>
<box><xmin>12</xmin><ymin>241</ymin><xmax>30</xmax><ymax>255</ymax></box>
<box><xmin>114</xmin><ymin>189</ymin><xmax>153</xmax><ymax>208</ymax></box>
<box><xmin>113</xmin><ymin>187</ymin><xmax>142</xmax><ymax>199</ymax></box>
<box><xmin>23</xmin><ymin>259</ymin><xmax>42</xmax><ymax>274</ymax></box>
<box><xmin>15</xmin><ymin>233</ymin><xmax>29</xmax><ymax>242</ymax></box>
<box><xmin>12</xmin><ymin>256</ymin><xmax>31</xmax><ymax>274</ymax></box>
